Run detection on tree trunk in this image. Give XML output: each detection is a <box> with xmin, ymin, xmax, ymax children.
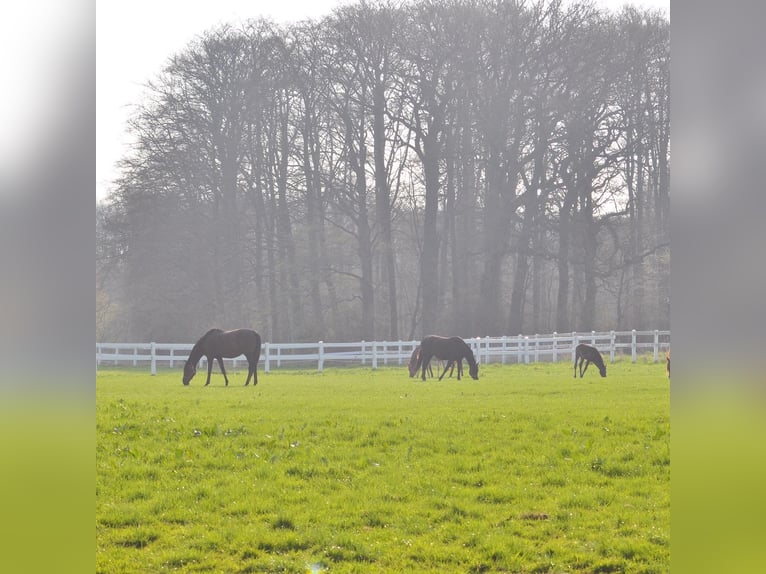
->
<box><xmin>420</xmin><ymin>128</ymin><xmax>441</xmax><ymax>337</ymax></box>
<box><xmin>302</xmin><ymin>103</ymin><xmax>326</xmax><ymax>340</ymax></box>
<box><xmin>556</xmin><ymin>188</ymin><xmax>576</xmax><ymax>333</ymax></box>
<box><xmin>580</xmin><ymin>192</ymin><xmax>598</xmax><ymax>332</ymax></box>
<box><xmin>477</xmin><ymin>148</ymin><xmax>509</xmax><ymax>336</ymax></box>
<box><xmin>372</xmin><ymin>82</ymin><xmax>398</xmax><ymax>340</ymax></box>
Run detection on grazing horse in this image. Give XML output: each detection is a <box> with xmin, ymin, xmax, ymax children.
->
<box><xmin>416</xmin><ymin>336</ymin><xmax>479</xmax><ymax>381</ymax></box>
<box><xmin>407</xmin><ymin>345</ymin><xmax>456</xmax><ymax>379</ymax></box>
<box><xmin>666</xmin><ymin>348</ymin><xmax>670</xmax><ymax>379</ymax></box>
<box><xmin>573</xmin><ymin>343</ymin><xmax>607</xmax><ymax>378</ymax></box>
<box><xmin>182</xmin><ymin>328</ymin><xmax>262</xmax><ymax>387</ymax></box>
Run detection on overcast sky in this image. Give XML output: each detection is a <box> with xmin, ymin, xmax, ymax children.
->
<box><xmin>96</xmin><ymin>0</ymin><xmax>669</xmax><ymax>201</ymax></box>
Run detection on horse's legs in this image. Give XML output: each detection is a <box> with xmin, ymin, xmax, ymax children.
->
<box><xmin>421</xmin><ymin>352</ymin><xmax>432</xmax><ymax>381</ymax></box>
<box><xmin>217</xmin><ymin>357</ymin><xmax>229</xmax><ymax>386</ymax></box>
<box><xmin>244</xmin><ymin>360</ymin><xmax>252</xmax><ymax>386</ymax></box>
<box><xmin>205</xmin><ymin>358</ymin><xmax>214</xmax><ymax>386</ymax></box>
<box><xmin>438</xmin><ymin>362</ymin><xmax>451</xmax><ymax>381</ymax></box>
<box><xmin>575</xmin><ymin>356</ymin><xmax>586</xmax><ymax>378</ymax></box>
<box><xmin>574</xmin><ymin>355</ymin><xmax>585</xmax><ymax>379</ymax></box>
<box><xmin>581</xmin><ymin>359</ymin><xmax>590</xmax><ymax>378</ymax></box>
<box><xmin>456</xmin><ymin>359</ymin><xmax>463</xmax><ymax>381</ymax></box>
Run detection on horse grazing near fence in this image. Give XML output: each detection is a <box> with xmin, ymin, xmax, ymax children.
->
<box><xmin>573</xmin><ymin>343</ymin><xmax>607</xmax><ymax>378</ymax></box>
<box><xmin>666</xmin><ymin>348</ymin><xmax>670</xmax><ymax>379</ymax></box>
<box><xmin>416</xmin><ymin>336</ymin><xmax>478</xmax><ymax>381</ymax></box>
<box><xmin>182</xmin><ymin>328</ymin><xmax>262</xmax><ymax>387</ymax></box>
<box><xmin>407</xmin><ymin>345</ymin><xmax>456</xmax><ymax>379</ymax></box>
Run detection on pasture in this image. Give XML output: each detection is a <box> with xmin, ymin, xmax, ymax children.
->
<box><xmin>96</xmin><ymin>360</ymin><xmax>669</xmax><ymax>573</ymax></box>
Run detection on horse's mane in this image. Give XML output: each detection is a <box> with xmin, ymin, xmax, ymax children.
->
<box><xmin>200</xmin><ymin>328</ymin><xmax>223</xmax><ymax>340</ymax></box>
<box><xmin>195</xmin><ymin>328</ymin><xmax>223</xmax><ymax>346</ymax></box>
<box><xmin>454</xmin><ymin>338</ymin><xmax>477</xmax><ymax>367</ymax></box>
<box><xmin>187</xmin><ymin>328</ymin><xmax>223</xmax><ymax>363</ymax></box>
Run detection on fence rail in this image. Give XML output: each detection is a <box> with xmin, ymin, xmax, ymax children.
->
<box><xmin>96</xmin><ymin>330</ymin><xmax>669</xmax><ymax>375</ymax></box>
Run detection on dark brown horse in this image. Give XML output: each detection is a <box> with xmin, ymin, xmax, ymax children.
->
<box><xmin>182</xmin><ymin>328</ymin><xmax>262</xmax><ymax>387</ymax></box>
<box><xmin>573</xmin><ymin>343</ymin><xmax>607</xmax><ymax>378</ymax></box>
<box><xmin>407</xmin><ymin>345</ymin><xmax>456</xmax><ymax>379</ymax></box>
<box><xmin>416</xmin><ymin>336</ymin><xmax>478</xmax><ymax>381</ymax></box>
<box><xmin>666</xmin><ymin>348</ymin><xmax>670</xmax><ymax>379</ymax></box>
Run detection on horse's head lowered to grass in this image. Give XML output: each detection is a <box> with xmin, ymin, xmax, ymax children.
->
<box><xmin>182</xmin><ymin>362</ymin><xmax>197</xmax><ymax>385</ymax></box>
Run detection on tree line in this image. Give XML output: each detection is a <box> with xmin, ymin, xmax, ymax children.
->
<box><xmin>97</xmin><ymin>0</ymin><xmax>669</xmax><ymax>344</ymax></box>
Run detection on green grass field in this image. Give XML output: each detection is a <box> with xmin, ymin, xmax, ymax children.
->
<box><xmin>96</xmin><ymin>359</ymin><xmax>669</xmax><ymax>573</ymax></box>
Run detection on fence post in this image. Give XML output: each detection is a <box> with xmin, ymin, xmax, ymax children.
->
<box><xmin>150</xmin><ymin>342</ymin><xmax>156</xmax><ymax>376</ymax></box>
<box><xmin>398</xmin><ymin>341</ymin><xmax>403</xmax><ymax>365</ymax></box>
<box><xmin>553</xmin><ymin>332</ymin><xmax>558</xmax><ymax>362</ymax></box>
<box><xmin>502</xmin><ymin>336</ymin><xmax>507</xmax><ymax>364</ymax></box>
<box><xmin>631</xmin><ymin>329</ymin><xmax>637</xmax><ymax>363</ymax></box>
<box><xmin>170</xmin><ymin>348</ymin><xmax>174</xmax><ymax>368</ymax></box>
<box><xmin>517</xmin><ymin>334</ymin><xmax>523</xmax><ymax>364</ymax></box>
<box><xmin>591</xmin><ymin>330</ymin><xmax>596</xmax><ymax>346</ymax></box>
<box><xmin>524</xmin><ymin>336</ymin><xmax>530</xmax><ymax>364</ymax></box>
<box><xmin>133</xmin><ymin>346</ymin><xmax>138</xmax><ymax>367</ymax></box>
<box><xmin>264</xmin><ymin>342</ymin><xmax>270</xmax><ymax>373</ymax></box>
<box><xmin>534</xmin><ymin>334</ymin><xmax>539</xmax><ymax>363</ymax></box>
<box><xmin>610</xmin><ymin>331</ymin><xmax>615</xmax><ymax>363</ymax></box>
<box><xmin>653</xmin><ymin>330</ymin><xmax>659</xmax><ymax>363</ymax></box>
<box><xmin>572</xmin><ymin>332</ymin><xmax>578</xmax><ymax>363</ymax></box>
<box><xmin>372</xmin><ymin>341</ymin><xmax>378</xmax><ymax>370</ymax></box>
<box><xmin>361</xmin><ymin>341</ymin><xmax>366</xmax><ymax>365</ymax></box>
<box><xmin>318</xmin><ymin>341</ymin><xmax>324</xmax><ymax>372</ymax></box>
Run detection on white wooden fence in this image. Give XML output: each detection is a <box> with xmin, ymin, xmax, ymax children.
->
<box><xmin>96</xmin><ymin>330</ymin><xmax>669</xmax><ymax>375</ymax></box>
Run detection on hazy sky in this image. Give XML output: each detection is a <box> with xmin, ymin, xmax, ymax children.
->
<box><xmin>96</xmin><ymin>0</ymin><xmax>669</xmax><ymax>201</ymax></box>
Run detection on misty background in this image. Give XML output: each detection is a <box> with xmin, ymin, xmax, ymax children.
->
<box><xmin>96</xmin><ymin>0</ymin><xmax>669</xmax><ymax>344</ymax></box>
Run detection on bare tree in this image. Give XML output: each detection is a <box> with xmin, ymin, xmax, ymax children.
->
<box><xmin>100</xmin><ymin>0</ymin><xmax>670</xmax><ymax>343</ymax></box>
<box><xmin>394</xmin><ymin>0</ymin><xmax>459</xmax><ymax>337</ymax></box>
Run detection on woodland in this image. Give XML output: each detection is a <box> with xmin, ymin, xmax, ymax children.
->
<box><xmin>96</xmin><ymin>0</ymin><xmax>669</xmax><ymax>344</ymax></box>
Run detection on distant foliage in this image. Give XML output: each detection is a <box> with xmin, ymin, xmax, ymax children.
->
<box><xmin>98</xmin><ymin>0</ymin><xmax>669</xmax><ymax>343</ymax></box>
